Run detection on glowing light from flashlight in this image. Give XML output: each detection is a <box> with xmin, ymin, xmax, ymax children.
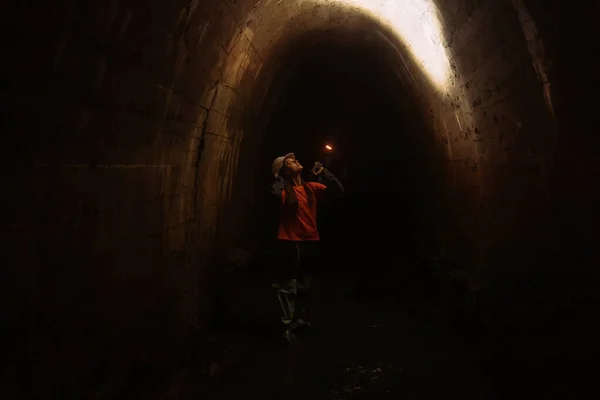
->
<box><xmin>325</xmin><ymin>145</ymin><xmax>333</xmax><ymax>150</ymax></box>
<box><xmin>325</xmin><ymin>0</ymin><xmax>451</xmax><ymax>90</ymax></box>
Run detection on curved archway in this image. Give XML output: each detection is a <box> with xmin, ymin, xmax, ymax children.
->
<box><xmin>229</xmin><ymin>6</ymin><xmax>450</xmax><ymax>252</ymax></box>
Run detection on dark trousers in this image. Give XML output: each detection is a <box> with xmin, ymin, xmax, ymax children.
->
<box><xmin>273</xmin><ymin>241</ymin><xmax>319</xmax><ymax>328</ymax></box>
<box><xmin>275</xmin><ymin>240</ymin><xmax>320</xmax><ymax>282</ymax></box>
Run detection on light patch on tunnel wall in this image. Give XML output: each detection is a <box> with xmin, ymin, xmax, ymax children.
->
<box><xmin>222</xmin><ymin>27</ymin><xmax>256</xmax><ymax>88</ymax></box>
<box><xmin>326</xmin><ymin>0</ymin><xmax>451</xmax><ymax>91</ymax></box>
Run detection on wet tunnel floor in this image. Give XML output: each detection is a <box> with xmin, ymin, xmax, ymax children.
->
<box><xmin>161</xmin><ymin>272</ymin><xmax>495</xmax><ymax>400</ymax></box>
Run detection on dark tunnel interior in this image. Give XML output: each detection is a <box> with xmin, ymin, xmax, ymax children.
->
<box><xmin>259</xmin><ymin>38</ymin><xmax>427</xmax><ymax>280</ymax></box>
<box><xmin>3</xmin><ymin>0</ymin><xmax>600</xmax><ymax>399</ymax></box>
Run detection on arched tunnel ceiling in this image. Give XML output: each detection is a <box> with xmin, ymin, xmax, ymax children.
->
<box><xmin>234</xmin><ymin>0</ymin><xmax>454</xmax><ymax>106</ymax></box>
<box><xmin>220</xmin><ymin>0</ymin><xmax>491</xmax><ymax>170</ymax></box>
<box><xmin>260</xmin><ymin>25</ymin><xmax>428</xmax><ymax>107</ymax></box>
<box><xmin>227</xmin><ymin>0</ymin><xmax>467</xmax><ymax>174</ymax></box>
<box><xmin>248</xmin><ymin>0</ymin><xmax>451</xmax><ymax>91</ymax></box>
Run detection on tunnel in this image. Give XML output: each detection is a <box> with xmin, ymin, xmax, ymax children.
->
<box><xmin>3</xmin><ymin>0</ymin><xmax>600</xmax><ymax>399</ymax></box>
<box><xmin>257</xmin><ymin>26</ymin><xmax>439</xmax><ymax>278</ymax></box>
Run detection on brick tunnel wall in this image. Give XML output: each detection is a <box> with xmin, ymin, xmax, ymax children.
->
<box><xmin>3</xmin><ymin>0</ymin><xmax>599</xmax><ymax>397</ymax></box>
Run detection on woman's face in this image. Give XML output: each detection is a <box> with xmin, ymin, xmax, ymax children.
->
<box><xmin>283</xmin><ymin>156</ymin><xmax>303</xmax><ymax>175</ymax></box>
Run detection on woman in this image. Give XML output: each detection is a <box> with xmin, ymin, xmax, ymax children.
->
<box><xmin>270</xmin><ymin>152</ymin><xmax>344</xmax><ymax>343</ymax></box>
